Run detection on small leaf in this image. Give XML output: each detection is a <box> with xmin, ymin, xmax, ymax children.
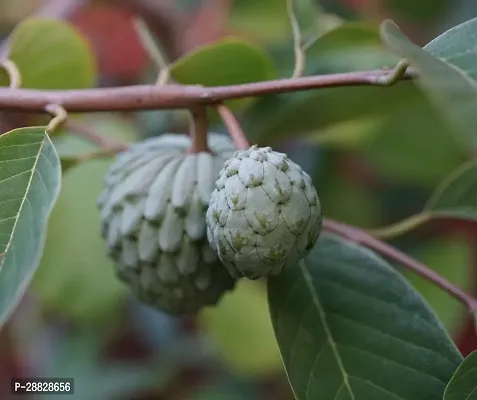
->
<box><xmin>170</xmin><ymin>38</ymin><xmax>275</xmax><ymax>86</ymax></box>
<box><xmin>268</xmin><ymin>233</ymin><xmax>462</xmax><ymax>400</ymax></box>
<box><xmin>443</xmin><ymin>351</ymin><xmax>477</xmax><ymax>400</ymax></box>
<box><xmin>199</xmin><ymin>280</ymin><xmax>281</xmax><ymax>377</ymax></box>
<box><xmin>0</xmin><ymin>127</ymin><xmax>61</xmax><ymax>326</ymax></box>
<box><xmin>380</xmin><ymin>19</ymin><xmax>477</xmax><ymax>149</ymax></box>
<box><xmin>0</xmin><ymin>18</ymin><xmax>97</xmax><ymax>89</ymax></box>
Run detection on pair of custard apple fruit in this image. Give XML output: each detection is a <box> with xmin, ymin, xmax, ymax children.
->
<box><xmin>98</xmin><ymin>133</ymin><xmax>322</xmax><ymax>316</ymax></box>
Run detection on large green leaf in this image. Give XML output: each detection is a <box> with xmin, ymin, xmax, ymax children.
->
<box><xmin>32</xmin><ymin>116</ymin><xmax>138</xmax><ymax>325</ymax></box>
<box><xmin>268</xmin><ymin>233</ymin><xmax>462</xmax><ymax>400</ymax></box>
<box><xmin>380</xmin><ymin>19</ymin><xmax>477</xmax><ymax>149</ymax></box>
<box><xmin>0</xmin><ymin>127</ymin><xmax>61</xmax><ymax>326</ymax></box>
<box><xmin>199</xmin><ymin>280</ymin><xmax>281</xmax><ymax>377</ymax></box>
<box><xmin>425</xmin><ymin>17</ymin><xmax>477</xmax><ymax>82</ymax></box>
<box><xmin>444</xmin><ymin>351</ymin><xmax>477</xmax><ymax>400</ymax></box>
<box><xmin>0</xmin><ymin>18</ymin><xmax>97</xmax><ymax>89</ymax></box>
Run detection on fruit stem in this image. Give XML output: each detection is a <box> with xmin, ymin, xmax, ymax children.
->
<box><xmin>188</xmin><ymin>106</ymin><xmax>210</xmax><ymax>153</ymax></box>
<box><xmin>45</xmin><ymin>104</ymin><xmax>68</xmax><ymax>135</ymax></box>
<box><xmin>215</xmin><ymin>103</ymin><xmax>250</xmax><ymax>150</ymax></box>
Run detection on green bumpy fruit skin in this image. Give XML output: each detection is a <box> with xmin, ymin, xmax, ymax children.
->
<box><xmin>98</xmin><ymin>133</ymin><xmax>237</xmax><ymax>315</ymax></box>
<box><xmin>206</xmin><ymin>145</ymin><xmax>322</xmax><ymax>280</ymax></box>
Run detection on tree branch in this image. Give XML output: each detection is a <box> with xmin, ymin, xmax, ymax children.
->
<box><xmin>323</xmin><ymin>218</ymin><xmax>477</xmax><ymax>313</ymax></box>
<box><xmin>0</xmin><ymin>68</ymin><xmax>414</xmax><ymax>113</ymax></box>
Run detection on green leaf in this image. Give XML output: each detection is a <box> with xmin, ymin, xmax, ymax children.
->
<box><xmin>32</xmin><ymin>115</ymin><xmax>138</xmax><ymax>325</ymax></box>
<box><xmin>424</xmin><ymin>160</ymin><xmax>477</xmax><ymax>219</ymax></box>
<box><xmin>268</xmin><ymin>233</ymin><xmax>462</xmax><ymax>400</ymax></box>
<box><xmin>170</xmin><ymin>38</ymin><xmax>275</xmax><ymax>86</ymax></box>
<box><xmin>444</xmin><ymin>351</ymin><xmax>477</xmax><ymax>400</ymax></box>
<box><xmin>199</xmin><ymin>280</ymin><xmax>281</xmax><ymax>377</ymax></box>
<box><xmin>0</xmin><ymin>18</ymin><xmax>97</xmax><ymax>89</ymax></box>
<box><xmin>0</xmin><ymin>127</ymin><xmax>61</xmax><ymax>326</ymax></box>
<box><xmin>424</xmin><ymin>17</ymin><xmax>477</xmax><ymax>82</ymax></box>
<box><xmin>380</xmin><ymin>19</ymin><xmax>477</xmax><ymax>149</ymax></box>
<box><xmin>402</xmin><ymin>236</ymin><xmax>471</xmax><ymax>335</ymax></box>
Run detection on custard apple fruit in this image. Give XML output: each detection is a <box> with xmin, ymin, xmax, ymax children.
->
<box><xmin>98</xmin><ymin>133</ymin><xmax>237</xmax><ymax>315</ymax></box>
<box><xmin>206</xmin><ymin>145</ymin><xmax>322</xmax><ymax>279</ymax></box>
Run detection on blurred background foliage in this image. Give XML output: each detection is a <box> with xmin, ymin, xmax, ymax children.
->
<box><xmin>1</xmin><ymin>0</ymin><xmax>477</xmax><ymax>399</ymax></box>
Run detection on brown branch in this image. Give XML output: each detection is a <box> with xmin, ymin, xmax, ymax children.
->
<box><xmin>215</xmin><ymin>103</ymin><xmax>249</xmax><ymax>150</ymax></box>
<box><xmin>0</xmin><ymin>68</ymin><xmax>414</xmax><ymax>112</ymax></box>
<box><xmin>323</xmin><ymin>218</ymin><xmax>477</xmax><ymax>313</ymax></box>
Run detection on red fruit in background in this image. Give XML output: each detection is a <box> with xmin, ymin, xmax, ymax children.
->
<box><xmin>70</xmin><ymin>5</ymin><xmax>148</xmax><ymax>82</ymax></box>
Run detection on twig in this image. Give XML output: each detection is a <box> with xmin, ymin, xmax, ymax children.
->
<box><xmin>0</xmin><ymin>68</ymin><xmax>415</xmax><ymax>113</ymax></box>
<box><xmin>132</xmin><ymin>16</ymin><xmax>171</xmax><ymax>85</ymax></box>
<box><xmin>215</xmin><ymin>103</ymin><xmax>249</xmax><ymax>150</ymax></box>
<box><xmin>368</xmin><ymin>212</ymin><xmax>432</xmax><ymax>239</ymax></box>
<box><xmin>0</xmin><ymin>60</ymin><xmax>21</xmax><ymax>88</ymax></box>
<box><xmin>66</xmin><ymin>120</ymin><xmax>129</xmax><ymax>151</ymax></box>
<box><xmin>323</xmin><ymin>218</ymin><xmax>477</xmax><ymax>313</ymax></box>
<box><xmin>287</xmin><ymin>0</ymin><xmax>306</xmax><ymax>78</ymax></box>
<box><xmin>188</xmin><ymin>107</ymin><xmax>209</xmax><ymax>153</ymax></box>
<box><xmin>375</xmin><ymin>59</ymin><xmax>410</xmax><ymax>86</ymax></box>
<box><xmin>45</xmin><ymin>104</ymin><xmax>67</xmax><ymax>135</ymax></box>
